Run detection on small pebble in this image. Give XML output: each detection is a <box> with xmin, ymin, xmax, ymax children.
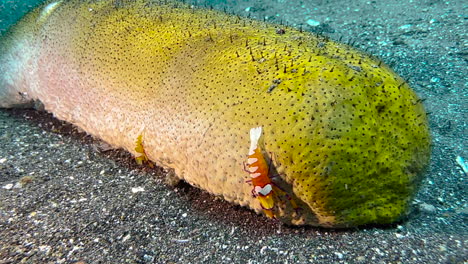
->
<box><xmin>438</xmin><ymin>245</ymin><xmax>447</xmax><ymax>252</ymax></box>
<box><xmin>420</xmin><ymin>203</ymin><xmax>436</xmax><ymax>212</ymax></box>
<box><xmin>131</xmin><ymin>187</ymin><xmax>145</xmax><ymax>193</ymax></box>
<box><xmin>306</xmin><ymin>19</ymin><xmax>320</xmax><ymax>26</ymax></box>
<box><xmin>399</xmin><ymin>24</ymin><xmax>412</xmax><ymax>30</ymax></box>
<box><xmin>122</xmin><ymin>234</ymin><xmax>131</xmax><ymax>242</ymax></box>
<box><xmin>2</xmin><ymin>183</ymin><xmax>13</xmax><ymax>190</ymax></box>
<box><xmin>334</xmin><ymin>252</ymin><xmax>343</xmax><ymax>259</ymax></box>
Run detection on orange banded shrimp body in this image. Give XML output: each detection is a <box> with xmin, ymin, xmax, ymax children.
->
<box><xmin>244</xmin><ymin>126</ymin><xmax>277</xmax><ymax>218</ymax></box>
<box><xmin>244</xmin><ymin>127</ymin><xmax>301</xmax><ymax>219</ymax></box>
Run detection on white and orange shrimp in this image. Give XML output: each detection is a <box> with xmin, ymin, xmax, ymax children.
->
<box><xmin>244</xmin><ymin>126</ymin><xmax>276</xmax><ymax>218</ymax></box>
<box><xmin>244</xmin><ymin>126</ymin><xmax>301</xmax><ymax>219</ymax></box>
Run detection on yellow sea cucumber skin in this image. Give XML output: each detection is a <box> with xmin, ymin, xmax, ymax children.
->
<box><xmin>0</xmin><ymin>0</ymin><xmax>430</xmax><ymax>227</ymax></box>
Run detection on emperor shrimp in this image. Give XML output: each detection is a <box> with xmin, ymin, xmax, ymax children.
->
<box><xmin>244</xmin><ymin>126</ymin><xmax>276</xmax><ymax>218</ymax></box>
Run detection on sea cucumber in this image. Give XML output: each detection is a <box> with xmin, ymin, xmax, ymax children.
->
<box><xmin>0</xmin><ymin>0</ymin><xmax>431</xmax><ymax>227</ymax></box>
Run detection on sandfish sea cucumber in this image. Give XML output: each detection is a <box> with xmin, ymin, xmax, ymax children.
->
<box><xmin>0</xmin><ymin>0</ymin><xmax>431</xmax><ymax>227</ymax></box>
